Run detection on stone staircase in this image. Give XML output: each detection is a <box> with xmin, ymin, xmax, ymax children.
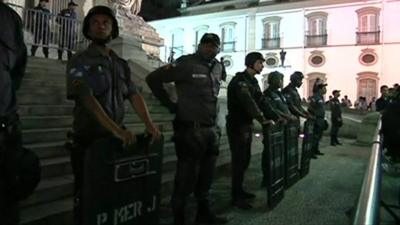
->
<box><xmin>18</xmin><ymin>56</ymin><xmax>231</xmax><ymax>225</ymax></box>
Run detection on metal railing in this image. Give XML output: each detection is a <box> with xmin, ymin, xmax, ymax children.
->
<box><xmin>352</xmin><ymin>120</ymin><xmax>382</xmax><ymax>225</ymax></box>
<box><xmin>22</xmin><ymin>8</ymin><xmax>88</xmax><ymax>53</ymax></box>
<box><xmin>305</xmin><ymin>34</ymin><xmax>328</xmax><ymax>47</ymax></box>
<box><xmin>221</xmin><ymin>41</ymin><xmax>236</xmax><ymax>52</ymax></box>
<box><xmin>356</xmin><ymin>31</ymin><xmax>380</xmax><ymax>45</ymax></box>
<box><xmin>262</xmin><ymin>37</ymin><xmax>281</xmax><ymax>49</ymax></box>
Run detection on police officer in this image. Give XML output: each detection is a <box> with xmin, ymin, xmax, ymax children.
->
<box><xmin>0</xmin><ymin>1</ymin><xmax>28</xmax><ymax>224</ymax></box>
<box><xmin>66</xmin><ymin>6</ymin><xmax>161</xmax><ymax>224</ymax></box>
<box><xmin>29</xmin><ymin>0</ymin><xmax>51</xmax><ymax>58</ymax></box>
<box><xmin>260</xmin><ymin>71</ymin><xmax>297</xmax><ymax>186</ymax></box>
<box><xmin>146</xmin><ymin>33</ymin><xmax>227</xmax><ymax>225</ymax></box>
<box><xmin>329</xmin><ymin>90</ymin><xmax>342</xmax><ymax>146</ymax></box>
<box><xmin>282</xmin><ymin>71</ymin><xmax>311</xmax><ymax>119</ymax></box>
<box><xmin>226</xmin><ymin>52</ymin><xmax>273</xmax><ymax>210</ymax></box>
<box><xmin>308</xmin><ymin>78</ymin><xmax>328</xmax><ymax>158</ymax></box>
<box><xmin>57</xmin><ymin>1</ymin><xmax>78</xmax><ymax>60</ymax></box>
<box><xmin>263</xmin><ymin>71</ymin><xmax>297</xmax><ymax>123</ymax></box>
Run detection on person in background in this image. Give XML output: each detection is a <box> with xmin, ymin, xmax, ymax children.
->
<box><xmin>329</xmin><ymin>90</ymin><xmax>342</xmax><ymax>146</ymax></box>
<box><xmin>29</xmin><ymin>0</ymin><xmax>51</xmax><ymax>58</ymax></box>
<box><xmin>376</xmin><ymin>85</ymin><xmax>389</xmax><ymax>113</ymax></box>
<box><xmin>57</xmin><ymin>1</ymin><xmax>78</xmax><ymax>60</ymax></box>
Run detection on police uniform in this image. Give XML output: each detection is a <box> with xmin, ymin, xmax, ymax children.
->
<box><xmin>226</xmin><ymin>70</ymin><xmax>263</xmax><ymax>204</ymax></box>
<box><xmin>146</xmin><ymin>52</ymin><xmax>224</xmax><ymax>224</ymax></box>
<box><xmin>329</xmin><ymin>96</ymin><xmax>342</xmax><ymax>145</ymax></box>
<box><xmin>282</xmin><ymin>84</ymin><xmax>308</xmax><ymax>118</ymax></box>
<box><xmin>0</xmin><ymin>3</ymin><xmax>27</xmax><ymax>224</ymax></box>
<box><xmin>308</xmin><ymin>94</ymin><xmax>326</xmax><ymax>156</ymax></box>
<box><xmin>57</xmin><ymin>5</ymin><xmax>78</xmax><ymax>60</ymax></box>
<box><xmin>66</xmin><ymin>43</ymin><xmax>138</xmax><ymax>222</ymax></box>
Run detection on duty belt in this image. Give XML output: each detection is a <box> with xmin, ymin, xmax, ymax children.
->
<box><xmin>176</xmin><ymin>121</ymin><xmax>215</xmax><ymax>129</ymax></box>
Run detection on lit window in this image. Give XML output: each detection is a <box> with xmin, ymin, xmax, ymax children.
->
<box><xmin>357</xmin><ymin>72</ymin><xmax>378</xmax><ymax>103</ymax></box>
<box><xmin>305</xmin><ymin>12</ymin><xmax>328</xmax><ymax>47</ymax></box>
<box><xmin>262</xmin><ymin>16</ymin><xmax>282</xmax><ymax>49</ymax></box>
<box><xmin>220</xmin><ymin>22</ymin><xmax>236</xmax><ymax>52</ymax></box>
<box><xmin>356</xmin><ymin>7</ymin><xmax>381</xmax><ymax>45</ymax></box>
<box><xmin>194</xmin><ymin>25</ymin><xmax>209</xmax><ymax>51</ymax></box>
<box><xmin>171</xmin><ymin>28</ymin><xmax>184</xmax><ymax>57</ymax></box>
<box><xmin>308</xmin><ymin>50</ymin><xmax>326</xmax><ymax>67</ymax></box>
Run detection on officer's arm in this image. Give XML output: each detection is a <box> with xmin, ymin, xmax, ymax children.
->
<box><xmin>285</xmin><ymin>93</ymin><xmax>306</xmax><ymax>118</ymax></box>
<box><xmin>236</xmin><ymin>82</ymin><xmax>265</xmax><ymax>123</ymax></box>
<box><xmin>146</xmin><ymin>65</ymin><xmax>179</xmax><ymax>113</ymax></box>
<box><xmin>259</xmin><ymin>96</ymin><xmax>281</xmax><ymax>122</ymax></box>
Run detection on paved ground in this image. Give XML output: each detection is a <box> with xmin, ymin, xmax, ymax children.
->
<box><xmin>160</xmin><ymin>135</ymin><xmax>400</xmax><ymax>225</ymax></box>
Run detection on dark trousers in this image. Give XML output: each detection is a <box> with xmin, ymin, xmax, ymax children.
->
<box><xmin>226</xmin><ymin>123</ymin><xmax>252</xmax><ymax>200</ymax></box>
<box><xmin>330</xmin><ymin>120</ymin><xmax>341</xmax><ymax>144</ymax></box>
<box><xmin>170</xmin><ymin>122</ymin><xmax>220</xmax><ymax>224</ymax></box>
<box><xmin>312</xmin><ymin>119</ymin><xmax>324</xmax><ymax>154</ymax></box>
<box><xmin>31</xmin><ymin>29</ymin><xmax>49</xmax><ymax>57</ymax></box>
<box><xmin>58</xmin><ymin>30</ymin><xmax>75</xmax><ymax>60</ymax></box>
<box><xmin>0</xmin><ymin>117</ymin><xmax>22</xmax><ymax>225</ymax></box>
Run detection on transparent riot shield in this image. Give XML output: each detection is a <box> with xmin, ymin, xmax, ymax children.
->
<box><xmin>300</xmin><ymin>119</ymin><xmax>313</xmax><ymax>178</ymax></box>
<box><xmin>81</xmin><ymin>134</ymin><xmax>164</xmax><ymax>225</ymax></box>
<box><xmin>284</xmin><ymin>120</ymin><xmax>300</xmax><ymax>188</ymax></box>
<box><xmin>262</xmin><ymin>124</ymin><xmax>285</xmax><ymax>208</ymax></box>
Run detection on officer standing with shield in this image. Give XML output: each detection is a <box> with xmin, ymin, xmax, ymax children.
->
<box><xmin>282</xmin><ymin>71</ymin><xmax>311</xmax><ymax>119</ymax></box>
<box><xmin>0</xmin><ymin>1</ymin><xmax>28</xmax><ymax>224</ymax></box>
<box><xmin>66</xmin><ymin>6</ymin><xmax>160</xmax><ymax>225</ymax></box>
<box><xmin>146</xmin><ymin>33</ymin><xmax>227</xmax><ymax>225</ymax></box>
<box><xmin>226</xmin><ymin>52</ymin><xmax>274</xmax><ymax>210</ymax></box>
<box><xmin>308</xmin><ymin>78</ymin><xmax>328</xmax><ymax>158</ymax></box>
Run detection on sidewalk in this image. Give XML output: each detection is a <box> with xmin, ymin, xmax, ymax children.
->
<box><xmin>160</xmin><ymin>136</ymin><xmax>374</xmax><ymax>225</ymax></box>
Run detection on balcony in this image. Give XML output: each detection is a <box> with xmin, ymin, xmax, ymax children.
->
<box><xmin>221</xmin><ymin>41</ymin><xmax>236</xmax><ymax>52</ymax></box>
<box><xmin>356</xmin><ymin>31</ymin><xmax>380</xmax><ymax>45</ymax></box>
<box><xmin>262</xmin><ymin>37</ymin><xmax>281</xmax><ymax>49</ymax></box>
<box><xmin>305</xmin><ymin>34</ymin><xmax>327</xmax><ymax>47</ymax></box>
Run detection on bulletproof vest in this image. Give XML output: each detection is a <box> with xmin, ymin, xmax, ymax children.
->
<box><xmin>264</xmin><ymin>88</ymin><xmax>290</xmax><ymax>114</ymax></box>
<box><xmin>227</xmin><ymin>71</ymin><xmax>262</xmax><ymax>124</ymax></box>
<box><xmin>174</xmin><ymin>55</ymin><xmax>223</xmax><ymax>125</ymax></box>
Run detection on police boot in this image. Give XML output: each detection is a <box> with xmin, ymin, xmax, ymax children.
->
<box><xmin>335</xmin><ymin>137</ymin><xmax>342</xmax><ymax>145</ymax></box>
<box><xmin>330</xmin><ymin>137</ymin><xmax>336</xmax><ymax>146</ymax></box>
<box><xmin>67</xmin><ymin>51</ymin><xmax>73</xmax><ymax>60</ymax></box>
<box><xmin>43</xmin><ymin>47</ymin><xmax>49</xmax><ymax>58</ymax></box>
<box><xmin>195</xmin><ymin>202</ymin><xmax>228</xmax><ymax>225</ymax></box>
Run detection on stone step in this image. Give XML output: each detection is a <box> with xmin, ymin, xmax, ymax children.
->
<box><xmin>20</xmin><ymin>175</ymin><xmax>74</xmax><ymax>208</ymax></box>
<box><xmin>20</xmin><ymin>144</ymin><xmax>233</xmax><ymax>225</ymax></box>
<box><xmin>22</xmin><ymin>126</ymin><xmax>174</xmax><ymax>145</ymax></box>
<box><xmin>41</xmin><ymin>156</ymin><xmax>72</xmax><ymax>179</ymax></box>
<box><xmin>26</xmin><ymin>141</ymin><xmax>69</xmax><ymax>159</ymax></box>
<box><xmin>18</xmin><ymin>103</ymin><xmax>169</xmax><ymax>117</ymax></box>
<box><xmin>20</xmin><ymin>114</ymin><xmax>174</xmax><ymax>130</ymax></box>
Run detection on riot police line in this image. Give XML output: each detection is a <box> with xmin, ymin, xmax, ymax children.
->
<box><xmin>1</xmin><ymin>3</ymin><xmax>332</xmax><ymax>225</ymax></box>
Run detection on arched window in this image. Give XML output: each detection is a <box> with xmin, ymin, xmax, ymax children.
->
<box><xmin>356</xmin><ymin>7</ymin><xmax>381</xmax><ymax>44</ymax></box>
<box><xmin>262</xmin><ymin>16</ymin><xmax>282</xmax><ymax>49</ymax></box>
<box><xmin>220</xmin><ymin>22</ymin><xmax>236</xmax><ymax>52</ymax></box>
<box><xmin>307</xmin><ymin>72</ymin><xmax>327</xmax><ymax>98</ymax></box>
<box><xmin>357</xmin><ymin>72</ymin><xmax>379</xmax><ymax>103</ymax></box>
<box><xmin>305</xmin><ymin>12</ymin><xmax>328</xmax><ymax>47</ymax></box>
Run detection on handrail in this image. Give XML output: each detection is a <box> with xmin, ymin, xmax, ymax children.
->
<box><xmin>352</xmin><ymin>120</ymin><xmax>382</xmax><ymax>225</ymax></box>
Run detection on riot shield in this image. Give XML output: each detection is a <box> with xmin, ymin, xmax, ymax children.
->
<box><xmin>300</xmin><ymin>119</ymin><xmax>313</xmax><ymax>178</ymax></box>
<box><xmin>284</xmin><ymin>120</ymin><xmax>300</xmax><ymax>188</ymax></box>
<box><xmin>81</xmin><ymin>134</ymin><xmax>164</xmax><ymax>225</ymax></box>
<box><xmin>262</xmin><ymin>123</ymin><xmax>285</xmax><ymax>209</ymax></box>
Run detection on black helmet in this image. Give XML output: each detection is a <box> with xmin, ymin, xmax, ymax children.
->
<box><xmin>245</xmin><ymin>52</ymin><xmax>265</xmax><ymax>67</ymax></box>
<box><xmin>82</xmin><ymin>6</ymin><xmax>119</xmax><ymax>41</ymax></box>
<box><xmin>199</xmin><ymin>33</ymin><xmax>220</xmax><ymax>47</ymax></box>
<box><xmin>290</xmin><ymin>71</ymin><xmax>304</xmax><ymax>82</ymax></box>
<box><xmin>268</xmin><ymin>71</ymin><xmax>284</xmax><ymax>84</ymax></box>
